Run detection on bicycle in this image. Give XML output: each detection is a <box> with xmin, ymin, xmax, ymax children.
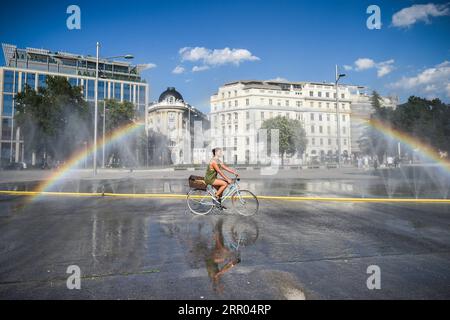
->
<box><xmin>187</xmin><ymin>175</ymin><xmax>259</xmax><ymax>216</ymax></box>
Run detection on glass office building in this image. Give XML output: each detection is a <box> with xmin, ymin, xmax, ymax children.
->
<box><xmin>0</xmin><ymin>43</ymin><xmax>148</xmax><ymax>164</ymax></box>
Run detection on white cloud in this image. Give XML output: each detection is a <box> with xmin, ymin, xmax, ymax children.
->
<box><xmin>390</xmin><ymin>61</ymin><xmax>450</xmax><ymax>98</ymax></box>
<box><xmin>266</xmin><ymin>77</ymin><xmax>289</xmax><ymax>82</ymax></box>
<box><xmin>192</xmin><ymin>65</ymin><xmax>210</xmax><ymax>72</ymax></box>
<box><xmin>349</xmin><ymin>58</ymin><xmax>395</xmax><ymax>77</ymax></box>
<box><xmin>172</xmin><ymin>65</ymin><xmax>185</xmax><ymax>74</ymax></box>
<box><xmin>355</xmin><ymin>58</ymin><xmax>376</xmax><ymax>71</ymax></box>
<box><xmin>392</xmin><ymin>3</ymin><xmax>450</xmax><ymax>28</ymax></box>
<box><xmin>179</xmin><ymin>46</ymin><xmax>260</xmax><ymax>68</ymax></box>
<box><xmin>139</xmin><ymin>63</ymin><xmax>157</xmax><ymax>71</ymax></box>
<box><xmin>377</xmin><ymin>59</ymin><xmax>395</xmax><ymax>77</ymax></box>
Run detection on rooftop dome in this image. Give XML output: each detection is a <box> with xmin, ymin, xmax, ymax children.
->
<box><xmin>158</xmin><ymin>87</ymin><xmax>184</xmax><ymax>103</ymax></box>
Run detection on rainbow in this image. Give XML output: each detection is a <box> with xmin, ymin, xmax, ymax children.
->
<box><xmin>366</xmin><ymin>117</ymin><xmax>450</xmax><ymax>172</ymax></box>
<box><xmin>33</xmin><ymin>121</ymin><xmax>145</xmax><ymax>195</ymax></box>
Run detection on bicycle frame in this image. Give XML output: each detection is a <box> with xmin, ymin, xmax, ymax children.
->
<box><xmin>206</xmin><ymin>179</ymin><xmax>241</xmax><ymax>203</ymax></box>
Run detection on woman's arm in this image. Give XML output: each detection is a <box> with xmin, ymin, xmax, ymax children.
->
<box><xmin>221</xmin><ymin>163</ymin><xmax>238</xmax><ymax>175</ymax></box>
<box><xmin>212</xmin><ymin>161</ymin><xmax>231</xmax><ymax>183</ymax></box>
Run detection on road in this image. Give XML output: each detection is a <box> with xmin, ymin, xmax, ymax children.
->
<box><xmin>0</xmin><ymin>180</ymin><xmax>449</xmax><ymax>299</ymax></box>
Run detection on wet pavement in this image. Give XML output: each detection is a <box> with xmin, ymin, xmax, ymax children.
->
<box><xmin>1</xmin><ymin>183</ymin><xmax>450</xmax><ymax>299</ymax></box>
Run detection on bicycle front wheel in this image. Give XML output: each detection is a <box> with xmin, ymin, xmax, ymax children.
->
<box><xmin>231</xmin><ymin>190</ymin><xmax>259</xmax><ymax>216</ymax></box>
<box><xmin>187</xmin><ymin>189</ymin><xmax>214</xmax><ymax>215</ymax></box>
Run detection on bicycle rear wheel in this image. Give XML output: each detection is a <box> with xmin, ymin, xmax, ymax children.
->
<box><xmin>187</xmin><ymin>188</ymin><xmax>214</xmax><ymax>215</ymax></box>
<box><xmin>231</xmin><ymin>190</ymin><xmax>259</xmax><ymax>216</ymax></box>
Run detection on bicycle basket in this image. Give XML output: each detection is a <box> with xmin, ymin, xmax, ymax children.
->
<box><xmin>188</xmin><ymin>175</ymin><xmax>207</xmax><ymax>190</ymax></box>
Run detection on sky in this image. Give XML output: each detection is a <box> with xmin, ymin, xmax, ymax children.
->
<box><xmin>1</xmin><ymin>0</ymin><xmax>449</xmax><ymax>112</ymax></box>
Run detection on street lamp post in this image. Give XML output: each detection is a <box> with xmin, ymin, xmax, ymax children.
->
<box><xmin>335</xmin><ymin>65</ymin><xmax>346</xmax><ymax>168</ymax></box>
<box><xmin>93</xmin><ymin>42</ymin><xmax>100</xmax><ymax>175</ymax></box>
<box><xmin>93</xmin><ymin>42</ymin><xmax>134</xmax><ymax>174</ymax></box>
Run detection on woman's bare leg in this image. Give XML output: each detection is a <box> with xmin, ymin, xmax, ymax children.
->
<box><xmin>212</xmin><ymin>179</ymin><xmax>228</xmax><ymax>199</ymax></box>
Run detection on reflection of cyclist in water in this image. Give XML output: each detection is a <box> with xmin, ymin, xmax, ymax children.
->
<box><xmin>205</xmin><ymin>218</ymin><xmax>241</xmax><ymax>293</ymax></box>
<box><xmin>204</xmin><ymin>148</ymin><xmax>239</xmax><ymax>206</ymax></box>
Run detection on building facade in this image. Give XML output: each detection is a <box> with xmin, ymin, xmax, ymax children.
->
<box><xmin>0</xmin><ymin>43</ymin><xmax>148</xmax><ymax>165</ymax></box>
<box><xmin>348</xmin><ymin>86</ymin><xmax>398</xmax><ymax>154</ymax></box>
<box><xmin>147</xmin><ymin>87</ymin><xmax>209</xmax><ymax>165</ymax></box>
<box><xmin>210</xmin><ymin>80</ymin><xmax>353</xmax><ymax>165</ymax></box>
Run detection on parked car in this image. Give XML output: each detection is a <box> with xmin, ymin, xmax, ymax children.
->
<box><xmin>3</xmin><ymin>162</ymin><xmax>27</xmax><ymax>170</ymax></box>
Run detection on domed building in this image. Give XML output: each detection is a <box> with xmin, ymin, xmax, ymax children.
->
<box><xmin>146</xmin><ymin>87</ymin><xmax>209</xmax><ymax>165</ymax></box>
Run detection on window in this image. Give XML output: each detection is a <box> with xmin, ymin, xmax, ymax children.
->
<box><xmin>246</xmin><ymin>99</ymin><xmax>249</xmax><ymax>106</ymax></box>
<box><xmin>344</xmin><ymin>139</ymin><xmax>347</xmax><ymax>145</ymax></box>
<box><xmin>318</xmin><ymin>91</ymin><xmax>322</xmax><ymax>97</ymax></box>
<box><xmin>246</xmin><ymin>111</ymin><xmax>250</xmax><ymax>119</ymax></box>
<box><xmin>38</xmin><ymin>74</ymin><xmax>47</xmax><ymax>90</ymax></box>
<box><xmin>342</xmin><ymin>114</ymin><xmax>346</xmax><ymax>121</ymax></box>
<box><xmin>341</xmin><ymin>93</ymin><xmax>345</xmax><ymax>99</ymax></box>
<box><xmin>309</xmin><ymin>91</ymin><xmax>314</xmax><ymax>97</ymax></box>
<box><xmin>327</xmin><ymin>126</ymin><xmax>331</xmax><ymax>134</ymax></box>
<box><xmin>343</xmin><ymin>127</ymin><xmax>346</xmax><ymax>134</ymax></box>
<box><xmin>98</xmin><ymin>81</ymin><xmax>105</xmax><ymax>100</ymax></box>
<box><xmin>312</xmin><ymin>138</ymin><xmax>316</xmax><ymax>145</ymax></box>
<box><xmin>87</xmin><ymin>80</ymin><xmax>95</xmax><ymax>100</ymax></box>
<box><xmin>310</xmin><ymin>113</ymin><xmax>314</xmax><ymax>121</ymax></box>
<box><xmin>261</xmin><ymin>111</ymin><xmax>264</xmax><ymax>119</ymax></box>
<box><xmin>2</xmin><ymin>94</ymin><xmax>13</xmax><ymax>116</ymax></box>
<box><xmin>234</xmin><ymin>90</ymin><xmax>237</xmax><ymax>96</ymax></box>
<box><xmin>68</xmin><ymin>78</ymin><xmax>77</xmax><ymax>87</ymax></box>
<box><xmin>123</xmin><ymin>84</ymin><xmax>131</xmax><ymax>101</ymax></box>
<box><xmin>318</xmin><ymin>102</ymin><xmax>322</xmax><ymax>108</ymax></box>
<box><xmin>3</xmin><ymin>71</ymin><xmax>14</xmax><ymax>92</ymax></box>
<box><xmin>228</xmin><ymin>101</ymin><xmax>231</xmax><ymax>107</ymax></box>
<box><xmin>326</xmin><ymin>103</ymin><xmax>330</xmax><ymax>108</ymax></box>
<box><xmin>246</xmin><ymin>137</ymin><xmax>250</xmax><ymax>145</ymax></box>
<box><xmin>235</xmin><ymin>125</ymin><xmax>238</xmax><ymax>132</ymax></box>
<box><xmin>311</xmin><ymin>125</ymin><xmax>315</xmax><ymax>133</ymax></box>
<box><xmin>235</xmin><ymin>100</ymin><xmax>238</xmax><ymax>107</ymax></box>
<box><xmin>296</xmin><ymin>101</ymin><xmax>301</xmax><ymax>107</ymax></box>
<box><xmin>269</xmin><ymin>99</ymin><xmax>273</xmax><ymax>105</ymax></box>
<box><xmin>2</xmin><ymin>118</ymin><xmax>12</xmax><ymax>139</ymax></box>
<box><xmin>114</xmin><ymin>83</ymin><xmax>121</xmax><ymax>100</ymax></box>
<box><xmin>227</xmin><ymin>114</ymin><xmax>231</xmax><ymax>121</ymax></box>
<box><xmin>320</xmin><ymin>138</ymin><xmax>323</xmax><ymax>146</ymax></box>
<box><xmin>328</xmin><ymin>138</ymin><xmax>331</xmax><ymax>145</ymax></box>
<box><xmin>234</xmin><ymin>112</ymin><xmax>238</xmax><ymax>120</ymax></box>
<box><xmin>26</xmin><ymin>73</ymin><xmax>36</xmax><ymax>89</ymax></box>
<box><xmin>319</xmin><ymin>126</ymin><xmax>323</xmax><ymax>134</ymax></box>
<box><xmin>310</xmin><ymin>101</ymin><xmax>314</xmax><ymax>107</ymax></box>
<box><xmin>246</xmin><ymin>124</ymin><xmax>250</xmax><ymax>131</ymax></box>
<box><xmin>326</xmin><ymin>92</ymin><xmax>330</xmax><ymax>98</ymax></box>
<box><xmin>319</xmin><ymin>114</ymin><xmax>322</xmax><ymax>121</ymax></box>
<box><xmin>234</xmin><ymin>137</ymin><xmax>238</xmax><ymax>146</ymax></box>
<box><xmin>139</xmin><ymin>86</ymin><xmax>146</xmax><ymax>104</ymax></box>
<box><xmin>286</xmin><ymin>100</ymin><xmax>289</xmax><ymax>107</ymax></box>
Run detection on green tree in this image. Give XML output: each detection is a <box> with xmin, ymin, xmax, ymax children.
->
<box><xmin>261</xmin><ymin>116</ymin><xmax>307</xmax><ymax>165</ymax></box>
<box><xmin>15</xmin><ymin>76</ymin><xmax>89</xmax><ymax>164</ymax></box>
<box><xmin>103</xmin><ymin>99</ymin><xmax>136</xmax><ymax>166</ymax></box>
<box><xmin>359</xmin><ymin>94</ymin><xmax>450</xmax><ymax>161</ymax></box>
<box><xmin>104</xmin><ymin>99</ymin><xmax>134</xmax><ymax>132</ymax></box>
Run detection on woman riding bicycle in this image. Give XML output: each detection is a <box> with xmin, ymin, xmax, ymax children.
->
<box><xmin>204</xmin><ymin>148</ymin><xmax>238</xmax><ymax>205</ymax></box>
